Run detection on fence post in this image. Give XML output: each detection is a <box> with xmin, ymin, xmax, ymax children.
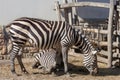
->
<box><xmin>63</xmin><ymin>0</ymin><xmax>69</xmax><ymax>23</ymax></box>
<box><xmin>55</xmin><ymin>1</ymin><xmax>61</xmax><ymax>21</ymax></box>
<box><xmin>107</xmin><ymin>0</ymin><xmax>114</xmax><ymax>68</ymax></box>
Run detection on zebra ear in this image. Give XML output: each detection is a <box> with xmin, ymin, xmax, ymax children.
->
<box><xmin>92</xmin><ymin>50</ymin><xmax>97</xmax><ymax>55</ymax></box>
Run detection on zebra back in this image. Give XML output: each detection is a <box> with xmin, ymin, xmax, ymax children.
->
<box><xmin>8</xmin><ymin>17</ymin><xmax>74</xmax><ymax>49</ymax></box>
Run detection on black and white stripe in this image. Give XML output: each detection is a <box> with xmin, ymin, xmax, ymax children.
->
<box><xmin>33</xmin><ymin>49</ymin><xmax>56</xmax><ymax>73</ymax></box>
<box><xmin>3</xmin><ymin>17</ymin><xmax>98</xmax><ymax>75</ymax></box>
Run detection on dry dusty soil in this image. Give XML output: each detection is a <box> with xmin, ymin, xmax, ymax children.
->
<box><xmin>0</xmin><ymin>54</ymin><xmax>120</xmax><ymax>80</ymax></box>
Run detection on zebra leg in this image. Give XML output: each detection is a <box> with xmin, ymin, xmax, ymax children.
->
<box><xmin>32</xmin><ymin>53</ymin><xmax>41</xmax><ymax>69</ymax></box>
<box><xmin>32</xmin><ymin>61</ymin><xmax>41</xmax><ymax>69</ymax></box>
<box><xmin>16</xmin><ymin>55</ymin><xmax>28</xmax><ymax>74</ymax></box>
<box><xmin>55</xmin><ymin>47</ymin><xmax>64</xmax><ymax>70</ymax></box>
<box><xmin>10</xmin><ymin>45</ymin><xmax>20</xmax><ymax>75</ymax></box>
<box><xmin>16</xmin><ymin>48</ymin><xmax>28</xmax><ymax>74</ymax></box>
<box><xmin>61</xmin><ymin>47</ymin><xmax>69</xmax><ymax>75</ymax></box>
<box><xmin>56</xmin><ymin>52</ymin><xmax>64</xmax><ymax>71</ymax></box>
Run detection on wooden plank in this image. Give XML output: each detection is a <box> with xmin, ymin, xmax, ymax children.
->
<box><xmin>63</xmin><ymin>0</ymin><xmax>69</xmax><ymax>23</ymax></box>
<box><xmin>113</xmin><ymin>53</ymin><xmax>120</xmax><ymax>58</ymax></box>
<box><xmin>98</xmin><ymin>50</ymin><xmax>108</xmax><ymax>57</ymax></box>
<box><xmin>92</xmin><ymin>41</ymin><xmax>108</xmax><ymax>47</ymax></box>
<box><xmin>68</xmin><ymin>8</ymin><xmax>73</xmax><ymax>25</ymax></box>
<box><xmin>60</xmin><ymin>2</ymin><xmax>110</xmax><ymax>9</ymax></box>
<box><xmin>63</xmin><ymin>0</ymin><xmax>68</xmax><ymax>3</ymax></box>
<box><xmin>55</xmin><ymin>1</ymin><xmax>62</xmax><ymax>21</ymax></box>
<box><xmin>97</xmin><ymin>55</ymin><xmax>108</xmax><ymax>63</ymax></box>
<box><xmin>117</xmin><ymin>5</ymin><xmax>120</xmax><ymax>11</ymax></box>
<box><xmin>107</xmin><ymin>0</ymin><xmax>114</xmax><ymax>68</ymax></box>
<box><xmin>84</xmin><ymin>40</ymin><xmax>119</xmax><ymax>47</ymax></box>
<box><xmin>112</xmin><ymin>59</ymin><xmax>120</xmax><ymax>67</ymax></box>
<box><xmin>115</xmin><ymin>1</ymin><xmax>120</xmax><ymax>66</ymax></box>
<box><xmin>82</xmin><ymin>28</ymin><xmax>108</xmax><ymax>34</ymax></box>
<box><xmin>74</xmin><ymin>26</ymin><xmax>119</xmax><ymax>36</ymax></box>
<box><xmin>72</xmin><ymin>0</ymin><xmax>78</xmax><ymax>25</ymax></box>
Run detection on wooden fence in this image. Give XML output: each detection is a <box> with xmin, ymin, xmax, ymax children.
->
<box><xmin>0</xmin><ymin>0</ymin><xmax>120</xmax><ymax>68</ymax></box>
<box><xmin>55</xmin><ymin>0</ymin><xmax>120</xmax><ymax>67</ymax></box>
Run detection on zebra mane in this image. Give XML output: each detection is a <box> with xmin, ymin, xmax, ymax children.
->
<box><xmin>74</xmin><ymin>29</ymin><xmax>83</xmax><ymax>45</ymax></box>
<box><xmin>74</xmin><ymin>29</ymin><xmax>97</xmax><ymax>54</ymax></box>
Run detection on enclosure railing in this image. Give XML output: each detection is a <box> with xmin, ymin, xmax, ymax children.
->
<box><xmin>55</xmin><ymin>0</ymin><xmax>120</xmax><ymax>67</ymax></box>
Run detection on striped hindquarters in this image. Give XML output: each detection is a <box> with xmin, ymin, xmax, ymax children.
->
<box><xmin>9</xmin><ymin>17</ymin><xmax>66</xmax><ymax>49</ymax></box>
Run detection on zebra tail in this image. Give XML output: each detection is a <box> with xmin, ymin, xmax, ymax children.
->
<box><xmin>1</xmin><ymin>25</ymin><xmax>10</xmax><ymax>55</ymax></box>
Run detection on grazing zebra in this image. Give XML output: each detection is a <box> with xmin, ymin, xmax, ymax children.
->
<box><xmin>3</xmin><ymin>17</ymin><xmax>98</xmax><ymax>76</ymax></box>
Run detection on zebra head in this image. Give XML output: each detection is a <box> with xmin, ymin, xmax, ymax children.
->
<box><xmin>83</xmin><ymin>50</ymin><xmax>98</xmax><ymax>75</ymax></box>
<box><xmin>42</xmin><ymin>61</ymin><xmax>56</xmax><ymax>74</ymax></box>
<box><xmin>74</xmin><ymin>29</ymin><xmax>98</xmax><ymax>75</ymax></box>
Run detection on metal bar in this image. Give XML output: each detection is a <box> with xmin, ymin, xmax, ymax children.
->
<box><xmin>60</xmin><ymin>2</ymin><xmax>110</xmax><ymax>9</ymax></box>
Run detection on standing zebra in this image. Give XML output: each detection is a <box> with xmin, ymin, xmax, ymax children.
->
<box><xmin>3</xmin><ymin>17</ymin><xmax>98</xmax><ymax>76</ymax></box>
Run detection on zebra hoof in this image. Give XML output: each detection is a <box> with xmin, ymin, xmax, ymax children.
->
<box><xmin>21</xmin><ymin>70</ymin><xmax>29</xmax><ymax>75</ymax></box>
<box><xmin>23</xmin><ymin>71</ymin><xmax>29</xmax><ymax>75</ymax></box>
<box><xmin>65</xmin><ymin>72</ymin><xmax>72</xmax><ymax>77</ymax></box>
<box><xmin>90</xmin><ymin>68</ymin><xmax>98</xmax><ymax>76</ymax></box>
<box><xmin>11</xmin><ymin>72</ymin><xmax>19</xmax><ymax>76</ymax></box>
<box><xmin>21</xmin><ymin>68</ymin><xmax>29</xmax><ymax>74</ymax></box>
<box><xmin>11</xmin><ymin>70</ymin><xmax>19</xmax><ymax>76</ymax></box>
<box><xmin>40</xmin><ymin>69</ymin><xmax>51</xmax><ymax>75</ymax></box>
<box><xmin>90</xmin><ymin>71</ymin><xmax>97</xmax><ymax>76</ymax></box>
<box><xmin>51</xmin><ymin>72</ymin><xmax>57</xmax><ymax>77</ymax></box>
<box><xmin>25</xmin><ymin>72</ymin><xmax>29</xmax><ymax>74</ymax></box>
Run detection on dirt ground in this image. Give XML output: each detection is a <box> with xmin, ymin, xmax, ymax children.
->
<box><xmin>0</xmin><ymin>54</ymin><xmax>120</xmax><ymax>80</ymax></box>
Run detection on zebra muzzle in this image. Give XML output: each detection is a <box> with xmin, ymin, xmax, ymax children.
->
<box><xmin>90</xmin><ymin>68</ymin><xmax>98</xmax><ymax>76</ymax></box>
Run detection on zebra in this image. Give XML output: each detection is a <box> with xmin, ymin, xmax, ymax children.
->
<box><xmin>3</xmin><ymin>17</ymin><xmax>98</xmax><ymax>76</ymax></box>
<box><xmin>32</xmin><ymin>48</ymin><xmax>64</xmax><ymax>74</ymax></box>
<box><xmin>33</xmin><ymin>49</ymin><xmax>57</xmax><ymax>74</ymax></box>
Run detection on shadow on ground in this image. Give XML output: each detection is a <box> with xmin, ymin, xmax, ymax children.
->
<box><xmin>52</xmin><ymin>63</ymin><xmax>120</xmax><ymax>76</ymax></box>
